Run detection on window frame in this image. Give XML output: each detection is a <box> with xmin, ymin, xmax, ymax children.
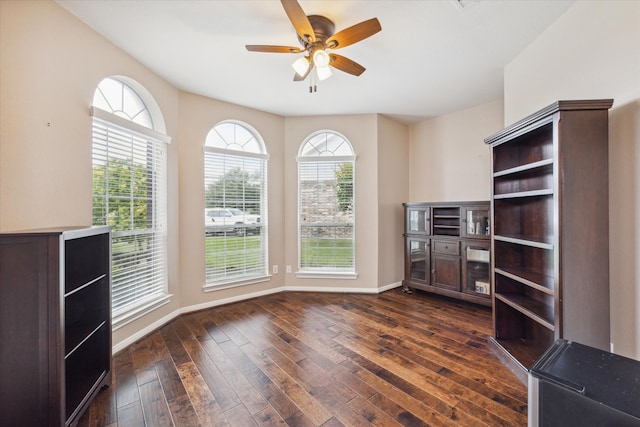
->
<box><xmin>203</xmin><ymin>120</ymin><xmax>270</xmax><ymax>291</ymax></box>
<box><xmin>297</xmin><ymin>130</ymin><xmax>357</xmax><ymax>279</ymax></box>
<box><xmin>91</xmin><ymin>77</ymin><xmax>171</xmax><ymax>330</ymax></box>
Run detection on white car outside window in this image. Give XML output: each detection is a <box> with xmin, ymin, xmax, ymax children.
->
<box><xmin>205</xmin><ymin>208</ymin><xmax>260</xmax><ymax>235</ymax></box>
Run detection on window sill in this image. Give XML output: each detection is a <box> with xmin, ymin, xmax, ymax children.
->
<box><xmin>203</xmin><ymin>274</ymin><xmax>271</xmax><ymax>292</ymax></box>
<box><xmin>295</xmin><ymin>271</ymin><xmax>358</xmax><ymax>280</ymax></box>
<box><xmin>112</xmin><ymin>293</ymin><xmax>173</xmax><ymax>331</ymax></box>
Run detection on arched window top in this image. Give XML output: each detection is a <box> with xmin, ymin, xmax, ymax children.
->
<box><xmin>93</xmin><ymin>77</ymin><xmax>155</xmax><ymax>129</ymax></box>
<box><xmin>206</xmin><ymin>121</ymin><xmax>266</xmax><ymax>156</ymax></box>
<box><xmin>299</xmin><ymin>131</ymin><xmax>354</xmax><ymax>159</ymax></box>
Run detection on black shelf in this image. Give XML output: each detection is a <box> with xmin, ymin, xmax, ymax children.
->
<box><xmin>0</xmin><ymin>227</ymin><xmax>111</xmax><ymax>426</ymax></box>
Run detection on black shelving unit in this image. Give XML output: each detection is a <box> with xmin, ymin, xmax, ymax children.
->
<box><xmin>0</xmin><ymin>226</ymin><xmax>111</xmax><ymax>426</ymax></box>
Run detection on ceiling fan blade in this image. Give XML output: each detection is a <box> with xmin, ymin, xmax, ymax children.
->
<box><xmin>281</xmin><ymin>0</ymin><xmax>315</xmax><ymax>43</ymax></box>
<box><xmin>246</xmin><ymin>45</ymin><xmax>304</xmax><ymax>53</ymax></box>
<box><xmin>329</xmin><ymin>54</ymin><xmax>366</xmax><ymax>76</ymax></box>
<box><xmin>326</xmin><ymin>18</ymin><xmax>381</xmax><ymax>49</ymax></box>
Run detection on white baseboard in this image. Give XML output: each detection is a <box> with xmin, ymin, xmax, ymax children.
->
<box><xmin>111</xmin><ymin>281</ymin><xmax>402</xmax><ymax>354</ymax></box>
<box><xmin>112</xmin><ymin>309</ymin><xmax>182</xmax><ymax>354</ymax></box>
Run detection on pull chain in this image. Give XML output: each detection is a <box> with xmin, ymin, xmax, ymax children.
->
<box><xmin>308</xmin><ymin>72</ymin><xmax>318</xmax><ymax>93</ymax></box>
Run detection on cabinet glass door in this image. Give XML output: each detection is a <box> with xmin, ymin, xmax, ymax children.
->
<box><xmin>406</xmin><ymin>207</ymin><xmax>430</xmax><ymax>234</ymax></box>
<box><xmin>461</xmin><ymin>206</ymin><xmax>490</xmax><ymax>238</ymax></box>
<box><xmin>463</xmin><ymin>242</ymin><xmax>490</xmax><ymax>297</ymax></box>
<box><xmin>407</xmin><ymin>238</ymin><xmax>429</xmax><ymax>282</ymax></box>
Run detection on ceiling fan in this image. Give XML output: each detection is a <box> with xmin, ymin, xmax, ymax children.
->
<box><xmin>246</xmin><ymin>0</ymin><xmax>381</xmax><ymax>86</ymax></box>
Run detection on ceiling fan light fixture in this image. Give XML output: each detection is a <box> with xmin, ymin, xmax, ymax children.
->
<box><xmin>246</xmin><ymin>0</ymin><xmax>382</xmax><ymax>85</ymax></box>
<box><xmin>312</xmin><ymin>49</ymin><xmax>330</xmax><ymax>68</ymax></box>
<box><xmin>316</xmin><ymin>64</ymin><xmax>332</xmax><ymax>81</ymax></box>
<box><xmin>292</xmin><ymin>56</ymin><xmax>310</xmax><ymax>76</ymax></box>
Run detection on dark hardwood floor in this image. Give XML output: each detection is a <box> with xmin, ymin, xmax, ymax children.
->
<box><xmin>77</xmin><ymin>289</ymin><xmax>527</xmax><ymax>427</ymax></box>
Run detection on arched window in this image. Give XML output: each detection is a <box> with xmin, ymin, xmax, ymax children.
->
<box><xmin>91</xmin><ymin>77</ymin><xmax>171</xmax><ymax>328</ymax></box>
<box><xmin>298</xmin><ymin>131</ymin><xmax>356</xmax><ymax>276</ymax></box>
<box><xmin>204</xmin><ymin>121</ymin><xmax>269</xmax><ymax>289</ymax></box>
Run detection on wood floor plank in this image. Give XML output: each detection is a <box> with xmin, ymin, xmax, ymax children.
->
<box><xmin>252</xmin><ymin>405</ymin><xmax>288</xmax><ymax>426</ymax></box>
<box><xmin>222</xmin><ymin>307</ymin><xmax>308</xmax><ymax>363</ymax></box>
<box><xmin>113</xmin><ymin>350</ymin><xmax>141</xmax><ymax>410</ymax></box>
<box><xmin>198</xmin><ymin>311</ymin><xmax>231</xmax><ymax>344</ymax></box>
<box><xmin>117</xmin><ymin>400</ymin><xmax>145</xmax><ymax>427</ymax></box>
<box><xmin>166</xmin><ymin>394</ymin><xmax>202</xmax><ymax>427</ymax></box>
<box><xmin>341</xmin><ymin>352</ymin><xmax>466</xmax><ymax>426</ymax></box>
<box><xmin>177</xmin><ymin>360</ymin><xmax>230</xmax><ymax>426</ymax></box>
<box><xmin>139</xmin><ymin>379</ymin><xmax>173</xmax><ymax>427</ymax></box>
<box><xmin>338</xmin><ymin>330</ymin><xmax>526</xmax><ymax>426</ymax></box>
<box><xmin>346</xmin><ymin>395</ymin><xmax>402</xmax><ymax>427</ymax></box>
<box><xmin>243</xmin><ymin>364</ymin><xmax>316</xmax><ymax>426</ymax></box>
<box><xmin>320</xmin><ymin>296</ymin><xmax>522</xmax><ymax>400</ymax></box>
<box><xmin>84</xmin><ymin>290</ymin><xmax>526</xmax><ymax>426</ymax></box>
<box><xmin>264</xmin><ymin>305</ymin><xmax>347</xmax><ymax>365</ymax></box>
<box><xmin>182</xmin><ymin>312</ymin><xmax>213</xmax><ymax>342</ymax></box>
<box><xmin>155</xmin><ymin>357</ymin><xmax>188</xmax><ymax>402</ymax></box>
<box><xmin>218</xmin><ymin>338</ymin><xmax>260</xmax><ymax>373</ymax></box>
<box><xmin>243</xmin><ymin>344</ymin><xmax>334</xmax><ymax>425</ymax></box>
<box><xmin>199</xmin><ymin>338</ymin><xmax>269</xmax><ymax>415</ymax></box>
<box><xmin>159</xmin><ymin>323</ymin><xmax>193</xmax><ymax>367</ymax></box>
<box><xmin>208</xmin><ymin>310</ymin><xmax>251</xmax><ymax>346</ymax></box>
<box><xmin>88</xmin><ymin>381</ymin><xmax>117</xmax><ymax>427</ymax></box>
<box><xmin>222</xmin><ymin>403</ymin><xmax>258</xmax><ymax>427</ymax></box>
<box><xmin>181</xmin><ymin>338</ymin><xmax>241</xmax><ymax>412</ymax></box>
<box><xmin>367</xmin><ymin>392</ymin><xmax>430</xmax><ymax>427</ymax></box>
<box><xmin>131</xmin><ymin>339</ymin><xmax>159</xmax><ymax>386</ymax></box>
<box><xmin>172</xmin><ymin>316</ymin><xmax>196</xmax><ymax>342</ymax></box>
<box><xmin>147</xmin><ymin>330</ymin><xmax>171</xmax><ymax>361</ymax></box>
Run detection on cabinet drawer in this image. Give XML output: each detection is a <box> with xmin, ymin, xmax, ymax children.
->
<box><xmin>432</xmin><ymin>240</ymin><xmax>459</xmax><ymax>255</ymax></box>
<box><xmin>65</xmin><ymin>276</ymin><xmax>109</xmax><ymax>356</ymax></box>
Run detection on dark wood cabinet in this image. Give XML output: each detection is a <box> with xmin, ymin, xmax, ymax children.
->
<box><xmin>403</xmin><ymin>201</ymin><xmax>491</xmax><ymax>306</ymax></box>
<box><xmin>0</xmin><ymin>226</ymin><xmax>111</xmax><ymax>426</ymax></box>
<box><xmin>485</xmin><ymin>99</ymin><xmax>612</xmax><ymax>382</ymax></box>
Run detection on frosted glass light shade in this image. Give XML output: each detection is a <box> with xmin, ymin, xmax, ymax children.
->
<box><xmin>292</xmin><ymin>56</ymin><xmax>310</xmax><ymax>76</ymax></box>
<box><xmin>316</xmin><ymin>65</ymin><xmax>332</xmax><ymax>81</ymax></box>
<box><xmin>313</xmin><ymin>49</ymin><xmax>330</xmax><ymax>67</ymax></box>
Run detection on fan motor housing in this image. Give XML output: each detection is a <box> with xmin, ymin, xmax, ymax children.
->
<box><xmin>297</xmin><ymin>15</ymin><xmax>335</xmax><ymax>47</ymax></box>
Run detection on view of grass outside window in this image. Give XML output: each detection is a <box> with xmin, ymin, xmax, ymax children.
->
<box><xmin>204</xmin><ymin>122</ymin><xmax>267</xmax><ymax>287</ymax></box>
<box><xmin>298</xmin><ymin>131</ymin><xmax>355</xmax><ymax>273</ymax></box>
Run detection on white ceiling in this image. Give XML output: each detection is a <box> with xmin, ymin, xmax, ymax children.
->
<box><xmin>57</xmin><ymin>0</ymin><xmax>574</xmax><ymax>123</ymax></box>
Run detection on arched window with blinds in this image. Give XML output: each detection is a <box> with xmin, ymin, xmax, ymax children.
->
<box><xmin>203</xmin><ymin>121</ymin><xmax>269</xmax><ymax>290</ymax></box>
<box><xmin>297</xmin><ymin>131</ymin><xmax>356</xmax><ymax>277</ymax></box>
<box><xmin>91</xmin><ymin>77</ymin><xmax>171</xmax><ymax>329</ymax></box>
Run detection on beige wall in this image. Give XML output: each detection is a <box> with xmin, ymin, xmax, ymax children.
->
<box><xmin>377</xmin><ymin>115</ymin><xmax>410</xmax><ymax>287</ymax></box>
<box><xmin>408</xmin><ymin>99</ymin><xmax>503</xmax><ymax>202</ymax></box>
<box><xmin>0</xmin><ymin>0</ymin><xmax>183</xmax><ymax>348</ymax></box>
<box><xmin>0</xmin><ymin>1</ymin><xmax>411</xmax><ymax>350</ymax></box>
<box><xmin>504</xmin><ymin>0</ymin><xmax>640</xmax><ymax>359</ymax></box>
<box><xmin>284</xmin><ymin>114</ymin><xmax>383</xmax><ymax>291</ymax></box>
<box><xmin>177</xmin><ymin>91</ymin><xmax>286</xmax><ymax>307</ymax></box>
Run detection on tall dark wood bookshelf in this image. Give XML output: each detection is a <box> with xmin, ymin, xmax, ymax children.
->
<box><xmin>484</xmin><ymin>100</ymin><xmax>612</xmax><ymax>383</ymax></box>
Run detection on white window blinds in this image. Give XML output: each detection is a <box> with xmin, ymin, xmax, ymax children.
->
<box><xmin>92</xmin><ymin>115</ymin><xmax>168</xmax><ymax>317</ymax></box>
<box><xmin>298</xmin><ymin>132</ymin><xmax>355</xmax><ymax>273</ymax></box>
<box><xmin>203</xmin><ymin>122</ymin><xmax>268</xmax><ymax>288</ymax></box>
